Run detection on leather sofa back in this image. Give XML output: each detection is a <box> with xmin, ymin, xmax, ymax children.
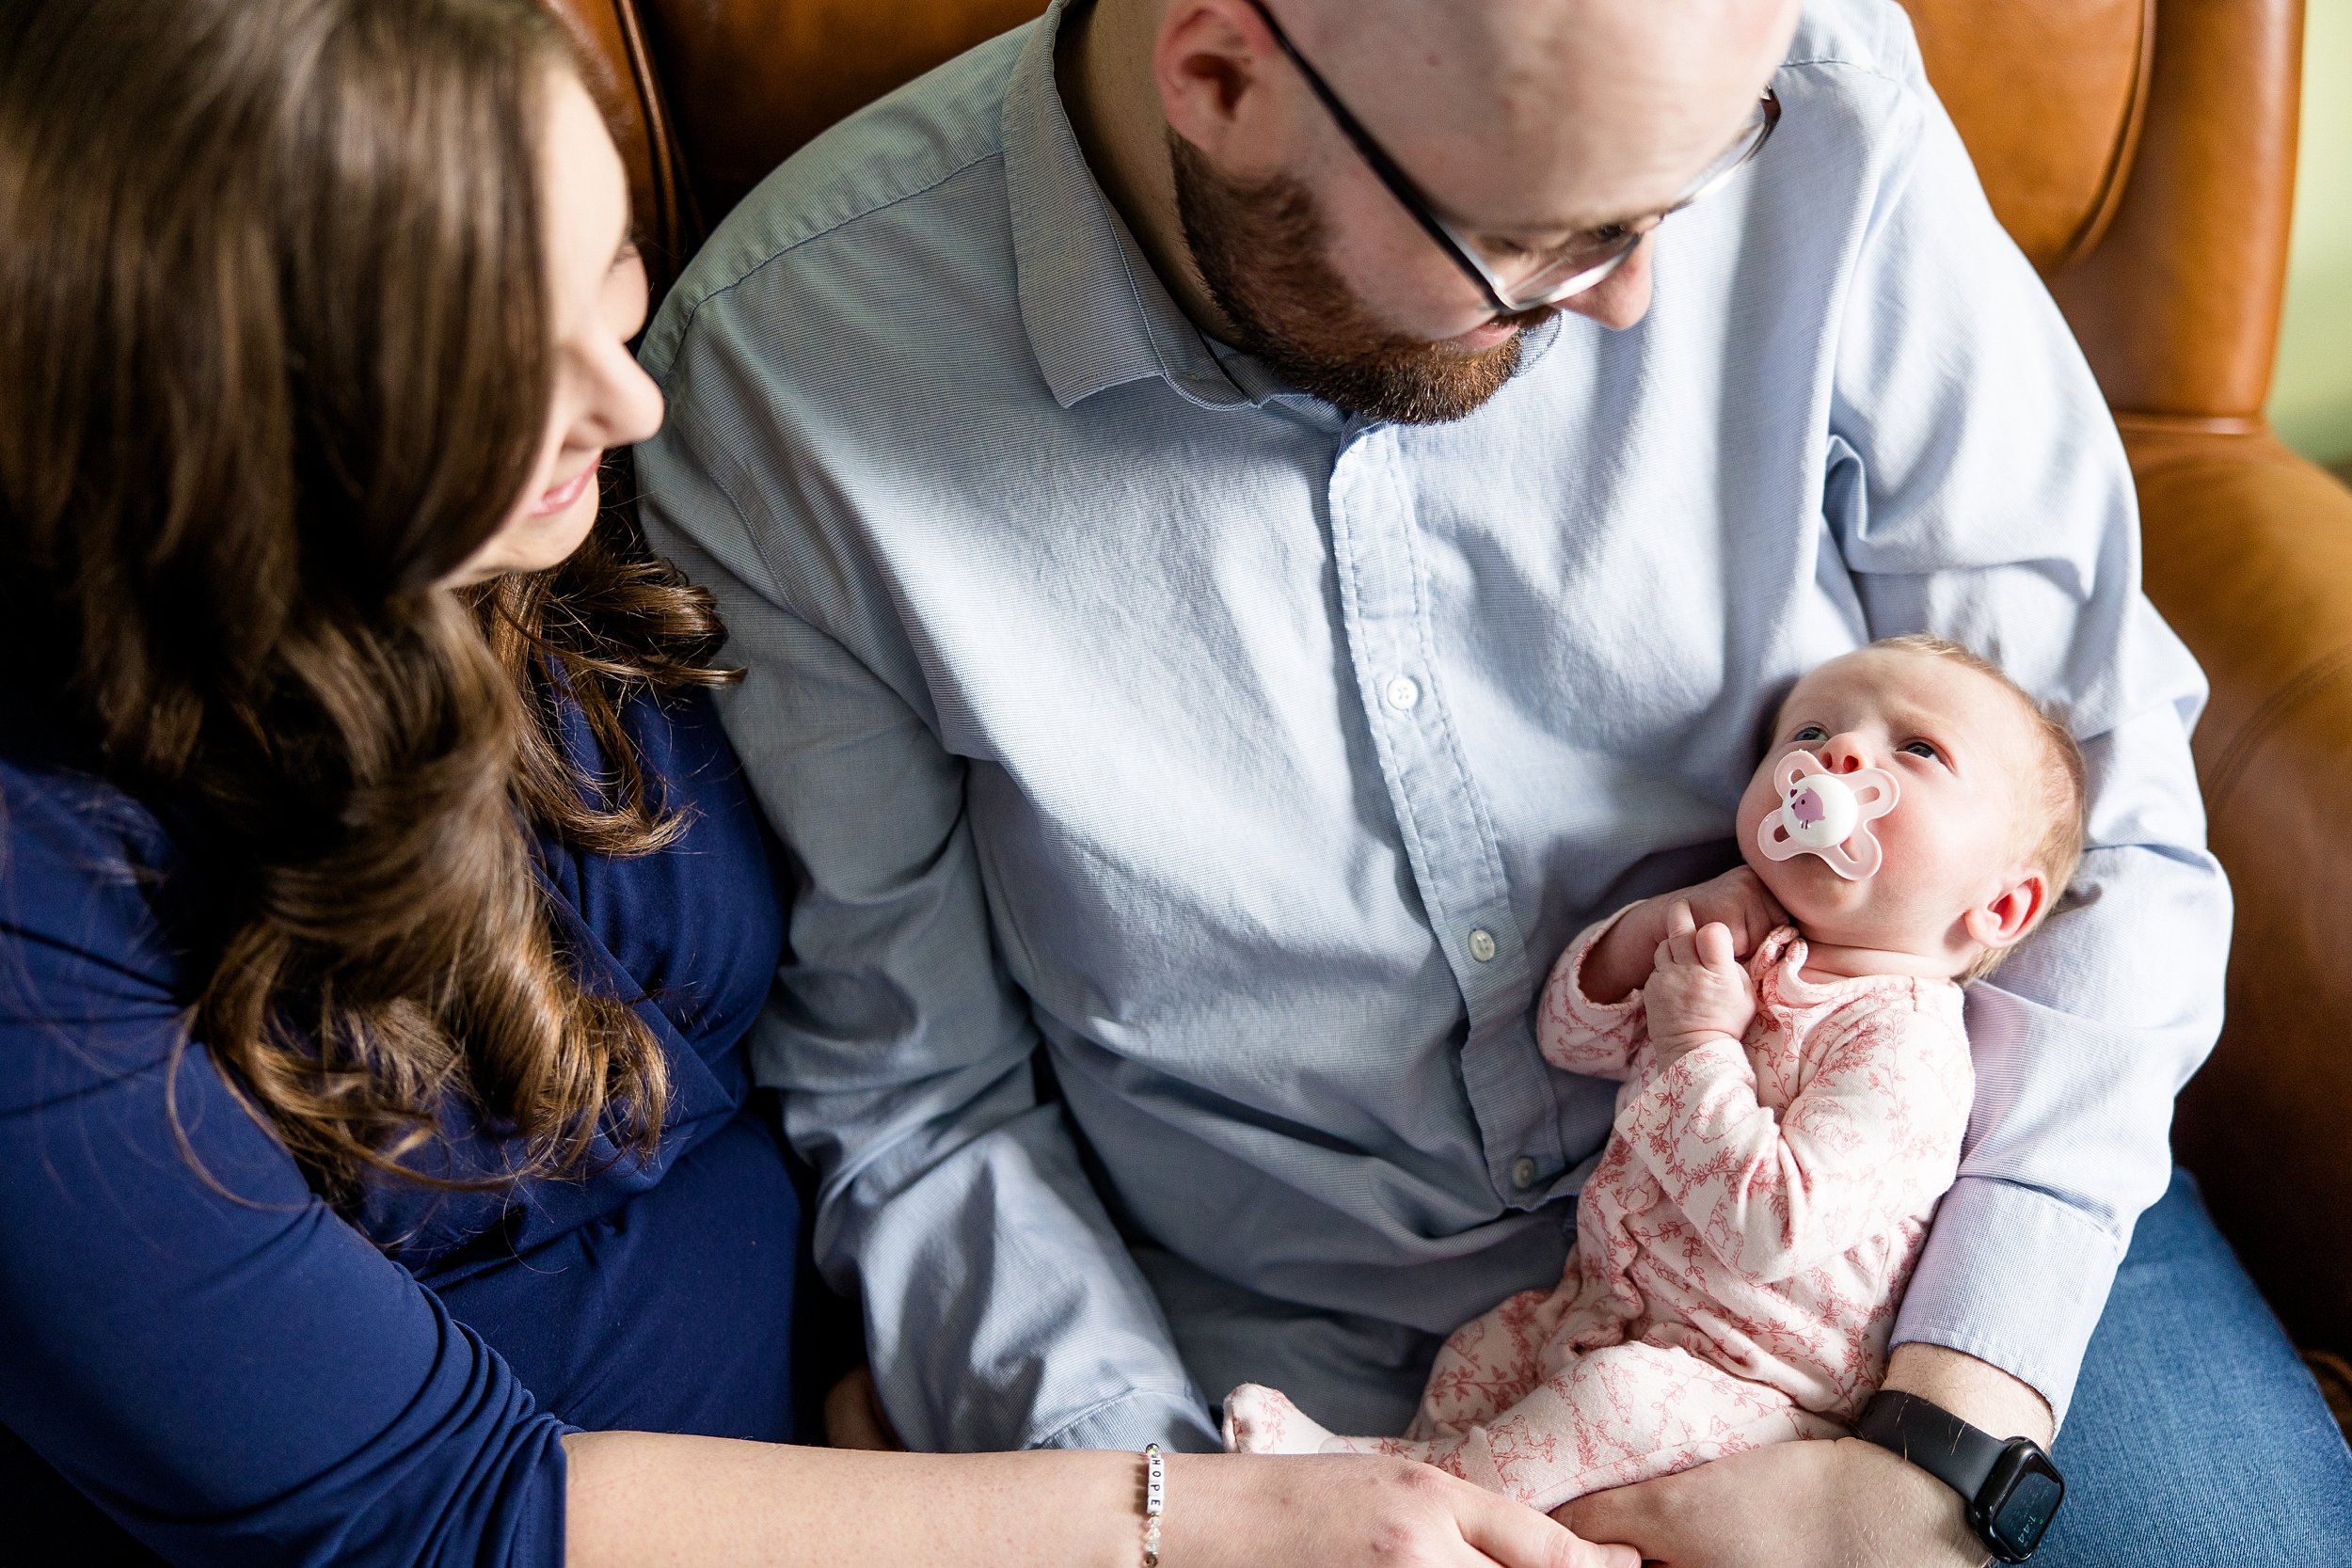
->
<box><xmin>546</xmin><ymin>0</ymin><xmax>1041</xmax><ymax>294</ymax></box>
<box><xmin>543</xmin><ymin>0</ymin><xmax>2305</xmax><ymax>430</ymax></box>
<box><xmin>2041</xmin><ymin>0</ymin><xmax>2304</xmax><ymax>427</ymax></box>
<box><xmin>1904</xmin><ymin>0</ymin><xmax>2154</xmax><ymax>275</ymax></box>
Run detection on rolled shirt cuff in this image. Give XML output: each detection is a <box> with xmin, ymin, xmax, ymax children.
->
<box><xmin>1034</xmin><ymin>1387</ymin><xmax>1223</xmax><ymax>1453</ymax></box>
<box><xmin>1889</xmin><ymin>1174</ymin><xmax>2125</xmax><ymax>1426</ymax></box>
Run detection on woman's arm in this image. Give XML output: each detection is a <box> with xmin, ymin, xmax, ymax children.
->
<box><xmin>0</xmin><ymin>767</ymin><xmax>1628</xmax><ymax>1568</ymax></box>
<box><xmin>0</xmin><ymin>770</ymin><xmax>573</xmax><ymax>1567</ymax></box>
<box><xmin>564</xmin><ymin>1436</ymin><xmax>1636</xmax><ymax>1568</ymax></box>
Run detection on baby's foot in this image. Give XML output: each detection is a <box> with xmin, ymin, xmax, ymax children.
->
<box><xmin>1223</xmin><ymin>1384</ymin><xmax>1343</xmax><ymax>1454</ymax></box>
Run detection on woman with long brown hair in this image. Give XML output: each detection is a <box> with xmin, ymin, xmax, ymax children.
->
<box><xmin>0</xmin><ymin>3</ymin><xmax>1641</xmax><ymax>1564</ymax></box>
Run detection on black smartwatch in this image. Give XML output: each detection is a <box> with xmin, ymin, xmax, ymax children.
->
<box><xmin>1853</xmin><ymin>1390</ymin><xmax>2065</xmax><ymax>1563</ymax></box>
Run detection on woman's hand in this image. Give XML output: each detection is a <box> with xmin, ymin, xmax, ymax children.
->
<box><xmin>1170</xmin><ymin>1452</ymin><xmax>1642</xmax><ymax>1568</ymax></box>
<box><xmin>566</xmin><ymin>1435</ymin><xmax>1642</xmax><ymax>1568</ymax></box>
<box><xmin>1584</xmin><ymin>867</ymin><xmax>1787</xmax><ymax>1005</ymax></box>
<box><xmin>788</xmin><ymin>1370</ymin><xmax>1639</xmax><ymax>1568</ymax></box>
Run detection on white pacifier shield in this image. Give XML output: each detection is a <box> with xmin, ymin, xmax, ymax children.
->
<box><xmin>1782</xmin><ymin>773</ymin><xmax>1860</xmax><ymax>851</ymax></box>
<box><xmin>1756</xmin><ymin>753</ymin><xmax>1900</xmax><ymax>880</ymax></box>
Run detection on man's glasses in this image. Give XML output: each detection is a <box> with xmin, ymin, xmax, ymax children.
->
<box><xmin>1241</xmin><ymin>0</ymin><xmax>1781</xmax><ymax>316</ymax></box>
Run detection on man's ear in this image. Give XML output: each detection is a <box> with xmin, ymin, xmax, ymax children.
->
<box><xmin>1154</xmin><ymin>0</ymin><xmax>1285</xmax><ymax>168</ymax></box>
<box><xmin>1963</xmin><ymin>868</ymin><xmax>2051</xmax><ymax>954</ymax></box>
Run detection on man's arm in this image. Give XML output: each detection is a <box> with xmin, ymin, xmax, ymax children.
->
<box><xmin>633</xmin><ymin>413</ymin><xmax>1220</xmax><ymax>1455</ymax></box>
<box><xmin>1565</xmin><ymin>22</ymin><xmax>2222</xmax><ymax>1562</ymax></box>
<box><xmin>1817</xmin><ymin>26</ymin><xmax>2226</xmax><ymax>1427</ymax></box>
<box><xmin>1564</xmin><ymin>1347</ymin><xmax>2024</xmax><ymax>1568</ymax></box>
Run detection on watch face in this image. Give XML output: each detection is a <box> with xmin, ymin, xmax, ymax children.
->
<box><xmin>1983</xmin><ymin>1447</ymin><xmax>2066</xmax><ymax>1560</ymax></box>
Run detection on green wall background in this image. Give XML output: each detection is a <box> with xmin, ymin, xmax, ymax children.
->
<box><xmin>2274</xmin><ymin>0</ymin><xmax>2352</xmax><ymax>466</ymax></box>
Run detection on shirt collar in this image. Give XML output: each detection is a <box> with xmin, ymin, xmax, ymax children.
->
<box><xmin>1003</xmin><ymin>0</ymin><xmax>1248</xmax><ymax>411</ymax></box>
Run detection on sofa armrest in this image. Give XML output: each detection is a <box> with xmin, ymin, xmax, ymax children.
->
<box><xmin>2123</xmin><ymin>419</ymin><xmax>2352</xmax><ymax>1355</ymax></box>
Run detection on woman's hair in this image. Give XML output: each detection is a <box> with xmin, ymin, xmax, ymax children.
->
<box><xmin>0</xmin><ymin>0</ymin><xmax>732</xmax><ymax>1210</ymax></box>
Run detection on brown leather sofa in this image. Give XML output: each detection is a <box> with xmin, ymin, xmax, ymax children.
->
<box><xmin>544</xmin><ymin>0</ymin><xmax>2352</xmax><ymax>1412</ymax></box>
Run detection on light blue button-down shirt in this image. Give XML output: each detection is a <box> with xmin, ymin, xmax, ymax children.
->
<box><xmin>634</xmin><ymin>0</ymin><xmax>2227</xmax><ymax>1453</ymax></box>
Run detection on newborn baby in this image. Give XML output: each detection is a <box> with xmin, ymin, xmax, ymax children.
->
<box><xmin>1224</xmin><ymin>634</ymin><xmax>2087</xmax><ymax>1513</ymax></box>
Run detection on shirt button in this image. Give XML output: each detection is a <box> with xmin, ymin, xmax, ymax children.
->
<box><xmin>1468</xmin><ymin>927</ymin><xmax>1498</xmax><ymax>963</ymax></box>
<box><xmin>1512</xmin><ymin>1156</ymin><xmax>1539</xmax><ymax>1190</ymax></box>
<box><xmin>1384</xmin><ymin>675</ymin><xmax>1421</xmax><ymax>711</ymax></box>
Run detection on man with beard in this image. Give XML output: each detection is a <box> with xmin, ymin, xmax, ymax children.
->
<box><xmin>633</xmin><ymin>0</ymin><xmax>2352</xmax><ymax>1563</ymax></box>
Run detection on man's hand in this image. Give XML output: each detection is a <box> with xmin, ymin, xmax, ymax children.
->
<box><xmin>1560</xmin><ymin>1439</ymin><xmax>1985</xmax><ymax>1568</ymax></box>
<box><xmin>1556</xmin><ymin>1344</ymin><xmax>2049</xmax><ymax>1567</ymax></box>
<box><xmin>1583</xmin><ymin>868</ymin><xmax>1786</xmax><ymax>1005</ymax></box>
<box><xmin>1641</xmin><ymin>901</ymin><xmax>1756</xmax><ymax>1062</ymax></box>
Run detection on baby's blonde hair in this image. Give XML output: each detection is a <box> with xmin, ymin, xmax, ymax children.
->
<box><xmin>1867</xmin><ymin>635</ymin><xmax>2087</xmax><ymax>982</ymax></box>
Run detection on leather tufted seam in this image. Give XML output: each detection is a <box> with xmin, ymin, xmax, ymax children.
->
<box><xmin>2203</xmin><ymin>641</ymin><xmax>2352</xmax><ymax>814</ymax></box>
<box><xmin>608</xmin><ymin>1</ymin><xmax>701</xmax><ymax>270</ymax></box>
<box><xmin>2115</xmin><ymin>412</ymin><xmax>2269</xmax><ymax>440</ymax></box>
<box><xmin>2055</xmin><ymin>0</ymin><xmax>2155</xmax><ymax>271</ymax></box>
<box><xmin>2120</xmin><ymin>444</ymin><xmax>2270</xmax><ymax>495</ymax></box>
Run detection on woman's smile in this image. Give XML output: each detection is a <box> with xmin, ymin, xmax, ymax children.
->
<box><xmin>531</xmin><ymin>453</ymin><xmax>602</xmax><ymax>515</ymax></box>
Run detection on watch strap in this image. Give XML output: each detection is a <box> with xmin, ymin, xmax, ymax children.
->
<box><xmin>1853</xmin><ymin>1389</ymin><xmax>2008</xmax><ymax>1502</ymax></box>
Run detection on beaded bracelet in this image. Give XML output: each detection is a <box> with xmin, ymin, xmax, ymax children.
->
<box><xmin>1140</xmin><ymin>1443</ymin><xmax>1166</xmax><ymax>1567</ymax></box>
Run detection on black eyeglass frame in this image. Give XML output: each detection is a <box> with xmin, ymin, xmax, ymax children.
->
<box><xmin>1240</xmin><ymin>0</ymin><xmax>1782</xmax><ymax>316</ymax></box>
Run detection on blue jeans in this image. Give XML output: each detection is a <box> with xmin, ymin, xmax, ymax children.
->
<box><xmin>2035</xmin><ymin>1169</ymin><xmax>2352</xmax><ymax>1565</ymax></box>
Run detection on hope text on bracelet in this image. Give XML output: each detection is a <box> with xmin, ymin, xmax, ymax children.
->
<box><xmin>1141</xmin><ymin>1443</ymin><xmax>1165</xmax><ymax>1568</ymax></box>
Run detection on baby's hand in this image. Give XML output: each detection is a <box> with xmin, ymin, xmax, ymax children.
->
<box><xmin>1643</xmin><ymin>899</ymin><xmax>1756</xmax><ymax>1063</ymax></box>
<box><xmin>1582</xmin><ymin>866</ymin><xmax>1785</xmax><ymax>1005</ymax></box>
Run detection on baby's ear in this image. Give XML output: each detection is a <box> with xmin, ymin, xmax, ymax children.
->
<box><xmin>1964</xmin><ymin>868</ymin><xmax>2051</xmax><ymax>953</ymax></box>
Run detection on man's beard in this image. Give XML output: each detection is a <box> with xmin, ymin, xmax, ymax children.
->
<box><xmin>1169</xmin><ymin>133</ymin><xmax>1551</xmax><ymax>425</ymax></box>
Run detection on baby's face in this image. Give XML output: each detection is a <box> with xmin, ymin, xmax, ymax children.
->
<box><xmin>1734</xmin><ymin>646</ymin><xmax>2043</xmax><ymax>973</ymax></box>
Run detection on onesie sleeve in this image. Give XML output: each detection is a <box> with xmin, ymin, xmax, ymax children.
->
<box><xmin>1615</xmin><ymin>990</ymin><xmax>1975</xmax><ymax>1284</ymax></box>
<box><xmin>1533</xmin><ymin>906</ymin><xmax>1651</xmax><ymax>1082</ymax></box>
<box><xmin>0</xmin><ymin>767</ymin><xmax>570</xmax><ymax>1568</ymax></box>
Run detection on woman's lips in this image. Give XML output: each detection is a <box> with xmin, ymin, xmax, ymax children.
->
<box><xmin>531</xmin><ymin>455</ymin><xmax>601</xmax><ymax>515</ymax></box>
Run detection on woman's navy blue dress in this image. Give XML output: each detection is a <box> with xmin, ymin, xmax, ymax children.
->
<box><xmin>0</xmin><ymin>687</ymin><xmax>798</xmax><ymax>1566</ymax></box>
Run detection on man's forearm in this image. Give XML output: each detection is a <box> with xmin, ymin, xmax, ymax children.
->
<box><xmin>1555</xmin><ymin>1348</ymin><xmax>2044</xmax><ymax>1568</ymax></box>
<box><xmin>1883</xmin><ymin>1342</ymin><xmax>2053</xmax><ymax>1447</ymax></box>
<box><xmin>1899</xmin><ymin>844</ymin><xmax>2224</xmax><ymax>1418</ymax></box>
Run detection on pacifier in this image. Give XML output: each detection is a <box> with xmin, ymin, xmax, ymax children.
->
<box><xmin>1755</xmin><ymin>752</ymin><xmax>1900</xmax><ymax>879</ymax></box>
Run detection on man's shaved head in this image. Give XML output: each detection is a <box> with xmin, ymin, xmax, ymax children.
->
<box><xmin>1062</xmin><ymin>0</ymin><xmax>1798</xmax><ymax>421</ymax></box>
<box><xmin>1268</xmin><ymin>0</ymin><xmax>1794</xmax><ymax>236</ymax></box>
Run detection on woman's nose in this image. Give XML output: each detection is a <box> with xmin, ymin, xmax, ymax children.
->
<box><xmin>596</xmin><ymin>351</ymin><xmax>666</xmax><ymax>451</ymax></box>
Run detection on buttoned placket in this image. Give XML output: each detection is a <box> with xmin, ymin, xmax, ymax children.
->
<box><xmin>1324</xmin><ymin>420</ymin><xmax>1571</xmax><ymax>1207</ymax></box>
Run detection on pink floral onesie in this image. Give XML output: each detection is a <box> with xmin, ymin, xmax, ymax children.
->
<box><xmin>1224</xmin><ymin>912</ymin><xmax>1975</xmax><ymax>1513</ymax></box>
